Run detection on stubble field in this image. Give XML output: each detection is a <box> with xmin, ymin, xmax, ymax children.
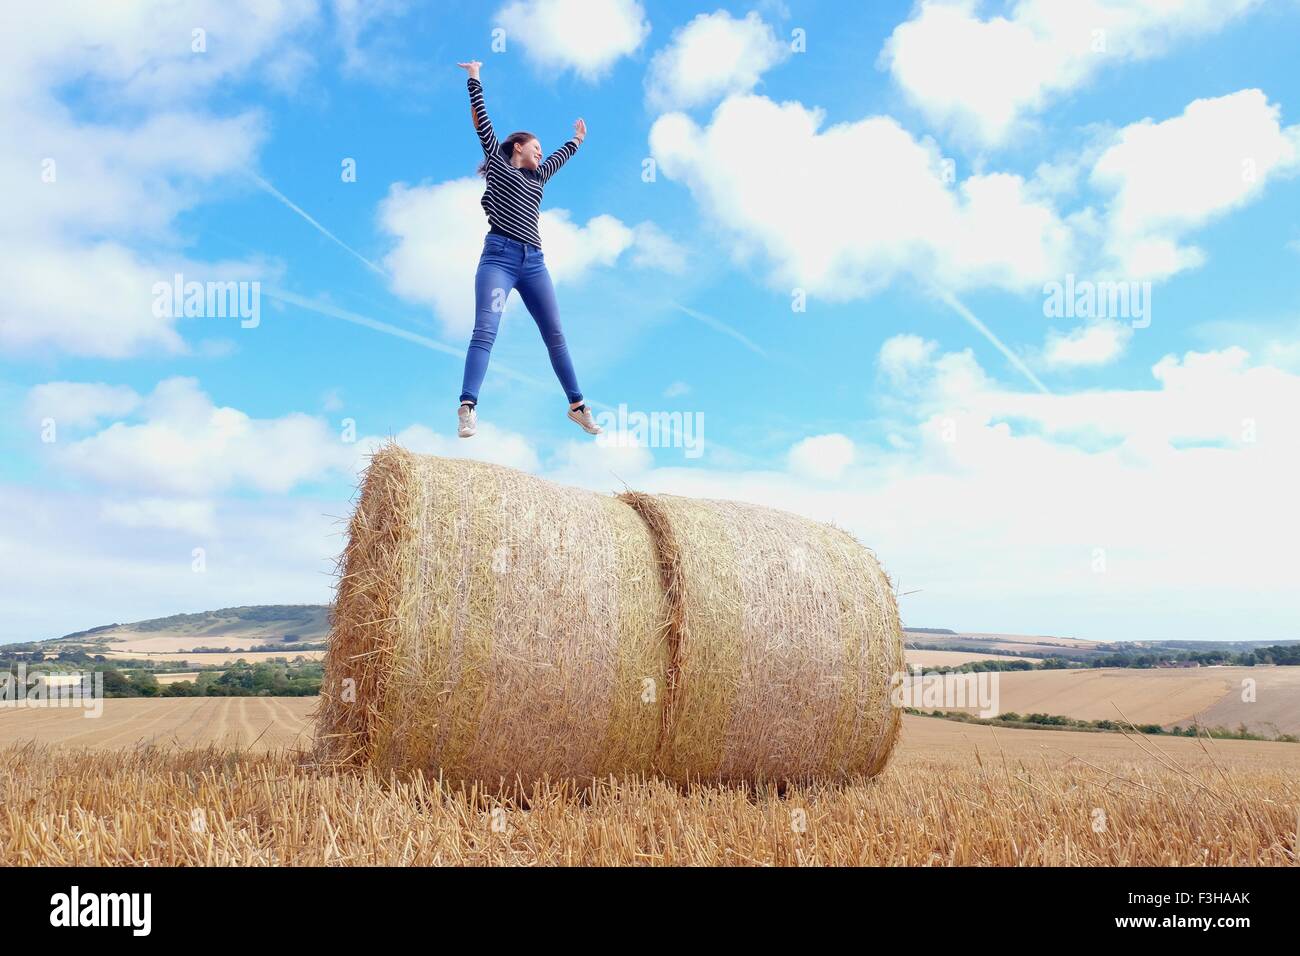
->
<box><xmin>1</xmin><ymin>699</ymin><xmax>1296</xmax><ymax>866</ymax></box>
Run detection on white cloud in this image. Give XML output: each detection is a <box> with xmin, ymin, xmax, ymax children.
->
<box><xmin>628</xmin><ymin>221</ymin><xmax>688</xmax><ymax>273</ymax></box>
<box><xmin>539</xmin><ymin>210</ymin><xmax>637</xmax><ymax>277</ymax></box>
<box><xmin>663</xmin><ymin>381</ymin><xmax>691</xmax><ymax>398</ymax></box>
<box><xmin>0</xmin><ymin>243</ymin><xmax>274</xmax><ymax>359</ymax></box>
<box><xmin>647</xmin><ymin>83</ymin><xmax>1297</xmax><ymax>305</ymax></box>
<box><xmin>645</xmin><ymin>10</ymin><xmax>787</xmax><ymax>111</ymax></box>
<box><xmin>0</xmin><ymin>0</ymin><xmax>316</xmax><ymax>359</ymax></box>
<box><xmin>101</xmin><ymin>497</ymin><xmax>218</xmax><ymax>536</ymax></box>
<box><xmin>1259</xmin><ymin>336</ymin><xmax>1300</xmax><ymax>372</ymax></box>
<box><xmin>44</xmin><ymin>377</ymin><xmax>357</xmax><ymax>496</ymax></box>
<box><xmin>589</xmin><ymin>337</ymin><xmax>1300</xmax><ymax>639</ymax></box>
<box><xmin>0</xmin><ymin>0</ymin><xmax>319</xmax><ymax>103</ymax></box>
<box><xmin>322</xmin><ymin>388</ymin><xmax>345</xmax><ymax>413</ymax></box>
<box><xmin>495</xmin><ymin>0</ymin><xmax>650</xmax><ymax>80</ymax></box>
<box><xmin>547</xmin><ymin>436</ymin><xmax>655</xmax><ymax>486</ymax></box>
<box><xmin>333</xmin><ymin>0</ymin><xmax>410</xmax><ymax>77</ymax></box>
<box><xmin>0</xmin><ymin>484</ymin><xmax>340</xmax><ymax>641</ymax></box>
<box><xmin>649</xmin><ymin>94</ymin><xmax>1075</xmax><ymax>300</ymax></box>
<box><xmin>376</xmin><ymin>178</ymin><xmax>485</xmax><ymax>332</ymax></box>
<box><xmin>6</xmin><ymin>111</ymin><xmax>267</xmax><ymax>244</ymax></box>
<box><xmin>378</xmin><ymin>177</ymin><xmax>671</xmax><ymax>333</ymax></box>
<box><xmin>1090</xmin><ymin>89</ymin><xmax>1300</xmax><ymax>280</ymax></box>
<box><xmin>20</xmin><ymin>336</ymin><xmax>1300</xmax><ymax>642</ymax></box>
<box><xmin>881</xmin><ymin>0</ymin><xmax>1262</xmax><ymax>147</ymax></box>
<box><xmin>887</xmin><ymin>337</ymin><xmax>1296</xmax><ymax>458</ymax></box>
<box><xmin>788</xmin><ymin>433</ymin><xmax>856</xmax><ymax>481</ymax></box>
<box><xmin>388</xmin><ymin>423</ymin><xmax>541</xmax><ymax>472</ymax></box>
<box><xmin>9</xmin><ymin>377</ymin><xmax>550</xmax><ymax>640</ymax></box>
<box><xmin>1041</xmin><ymin>320</ymin><xmax>1132</xmax><ymax>368</ymax></box>
<box><xmin>879</xmin><ymin>333</ymin><xmax>937</xmax><ymax>383</ymax></box>
<box><xmin>30</xmin><ymin>374</ymin><xmax>546</xmax><ymax>500</ymax></box>
<box><xmin>874</xmin><ymin>341</ymin><xmax>1300</xmax><ymax>632</ymax></box>
<box><xmin>25</xmin><ymin>381</ymin><xmax>143</xmax><ymax>428</ymax></box>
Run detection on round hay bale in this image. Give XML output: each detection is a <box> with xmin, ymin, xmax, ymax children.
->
<box><xmin>315</xmin><ymin>445</ymin><xmax>902</xmax><ymax>789</ymax></box>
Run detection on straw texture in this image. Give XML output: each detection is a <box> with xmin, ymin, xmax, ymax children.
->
<box><xmin>315</xmin><ymin>445</ymin><xmax>902</xmax><ymax>789</ymax></box>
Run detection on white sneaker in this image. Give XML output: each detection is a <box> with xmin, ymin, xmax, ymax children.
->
<box><xmin>567</xmin><ymin>402</ymin><xmax>602</xmax><ymax>435</ymax></box>
<box><xmin>458</xmin><ymin>402</ymin><xmax>477</xmax><ymax>438</ymax></box>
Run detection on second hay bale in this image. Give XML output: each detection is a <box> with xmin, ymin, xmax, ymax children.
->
<box><xmin>620</xmin><ymin>491</ymin><xmax>902</xmax><ymax>783</ymax></box>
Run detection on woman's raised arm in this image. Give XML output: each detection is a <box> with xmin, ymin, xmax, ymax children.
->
<box><xmin>538</xmin><ymin>117</ymin><xmax>586</xmax><ymax>184</ymax></box>
<box><xmin>457</xmin><ymin>60</ymin><xmax>498</xmax><ymax>157</ymax></box>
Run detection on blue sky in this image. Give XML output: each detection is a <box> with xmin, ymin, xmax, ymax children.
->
<box><xmin>2</xmin><ymin>0</ymin><xmax>1299</xmax><ymax>643</ymax></box>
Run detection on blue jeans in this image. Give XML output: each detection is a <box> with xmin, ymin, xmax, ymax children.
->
<box><xmin>459</xmin><ymin>232</ymin><xmax>584</xmax><ymax>406</ymax></box>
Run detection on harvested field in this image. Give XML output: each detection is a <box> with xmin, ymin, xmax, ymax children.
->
<box><xmin>101</xmin><ymin>650</ymin><xmax>325</xmax><ymax>664</ymax></box>
<box><xmin>904</xmin><ymin>649</ymin><xmax>1034</xmax><ymax>667</ymax></box>
<box><xmin>1169</xmin><ymin>666</ymin><xmax>1300</xmax><ymax>737</ymax></box>
<box><xmin>0</xmin><ymin>711</ymin><xmax>1295</xmax><ymax>865</ymax></box>
<box><xmin>4</xmin><ymin>697</ymin><xmax>1296</xmax><ymax>764</ymax></box>
<box><xmin>154</xmin><ymin>672</ymin><xmax>203</xmax><ymax>685</ymax></box>
<box><xmin>935</xmin><ymin>666</ymin><xmax>1300</xmax><ymax>735</ymax></box>
<box><xmin>0</xmin><ymin>697</ymin><xmax>313</xmax><ymax>752</ymax></box>
<box><xmin>957</xmin><ymin>632</ymin><xmax>1100</xmax><ymax>648</ymax></box>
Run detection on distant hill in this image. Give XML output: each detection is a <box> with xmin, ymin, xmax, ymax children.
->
<box><xmin>27</xmin><ymin>607</ymin><xmax>1295</xmax><ymax>662</ymax></box>
<box><xmin>46</xmin><ymin>605</ymin><xmax>330</xmax><ymax>659</ymax></box>
<box><xmin>903</xmin><ymin>629</ymin><xmax>1102</xmax><ymax>659</ymax></box>
<box><xmin>903</xmin><ymin>628</ymin><xmax>1297</xmax><ymax>661</ymax></box>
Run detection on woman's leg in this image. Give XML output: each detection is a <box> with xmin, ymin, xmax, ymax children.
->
<box><xmin>460</xmin><ymin>256</ymin><xmax>516</xmax><ymax>405</ymax></box>
<box><xmin>514</xmin><ymin>256</ymin><xmax>584</xmax><ymax>405</ymax></box>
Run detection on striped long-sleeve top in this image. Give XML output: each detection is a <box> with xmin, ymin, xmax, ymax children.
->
<box><xmin>468</xmin><ymin>76</ymin><xmax>578</xmax><ymax>250</ymax></box>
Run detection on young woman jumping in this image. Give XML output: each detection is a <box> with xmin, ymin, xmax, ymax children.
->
<box><xmin>455</xmin><ymin>59</ymin><xmax>601</xmax><ymax>438</ymax></box>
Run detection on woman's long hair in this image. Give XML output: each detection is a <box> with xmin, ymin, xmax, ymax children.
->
<box><xmin>478</xmin><ymin>130</ymin><xmax>536</xmax><ymax>177</ymax></box>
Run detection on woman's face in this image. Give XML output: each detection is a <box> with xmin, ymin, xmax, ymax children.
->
<box><xmin>514</xmin><ymin>138</ymin><xmax>542</xmax><ymax>170</ymax></box>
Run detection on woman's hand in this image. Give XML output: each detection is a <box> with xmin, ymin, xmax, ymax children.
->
<box><xmin>457</xmin><ymin>60</ymin><xmax>482</xmax><ymax>81</ymax></box>
<box><xmin>573</xmin><ymin>117</ymin><xmax>586</xmax><ymax>145</ymax></box>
